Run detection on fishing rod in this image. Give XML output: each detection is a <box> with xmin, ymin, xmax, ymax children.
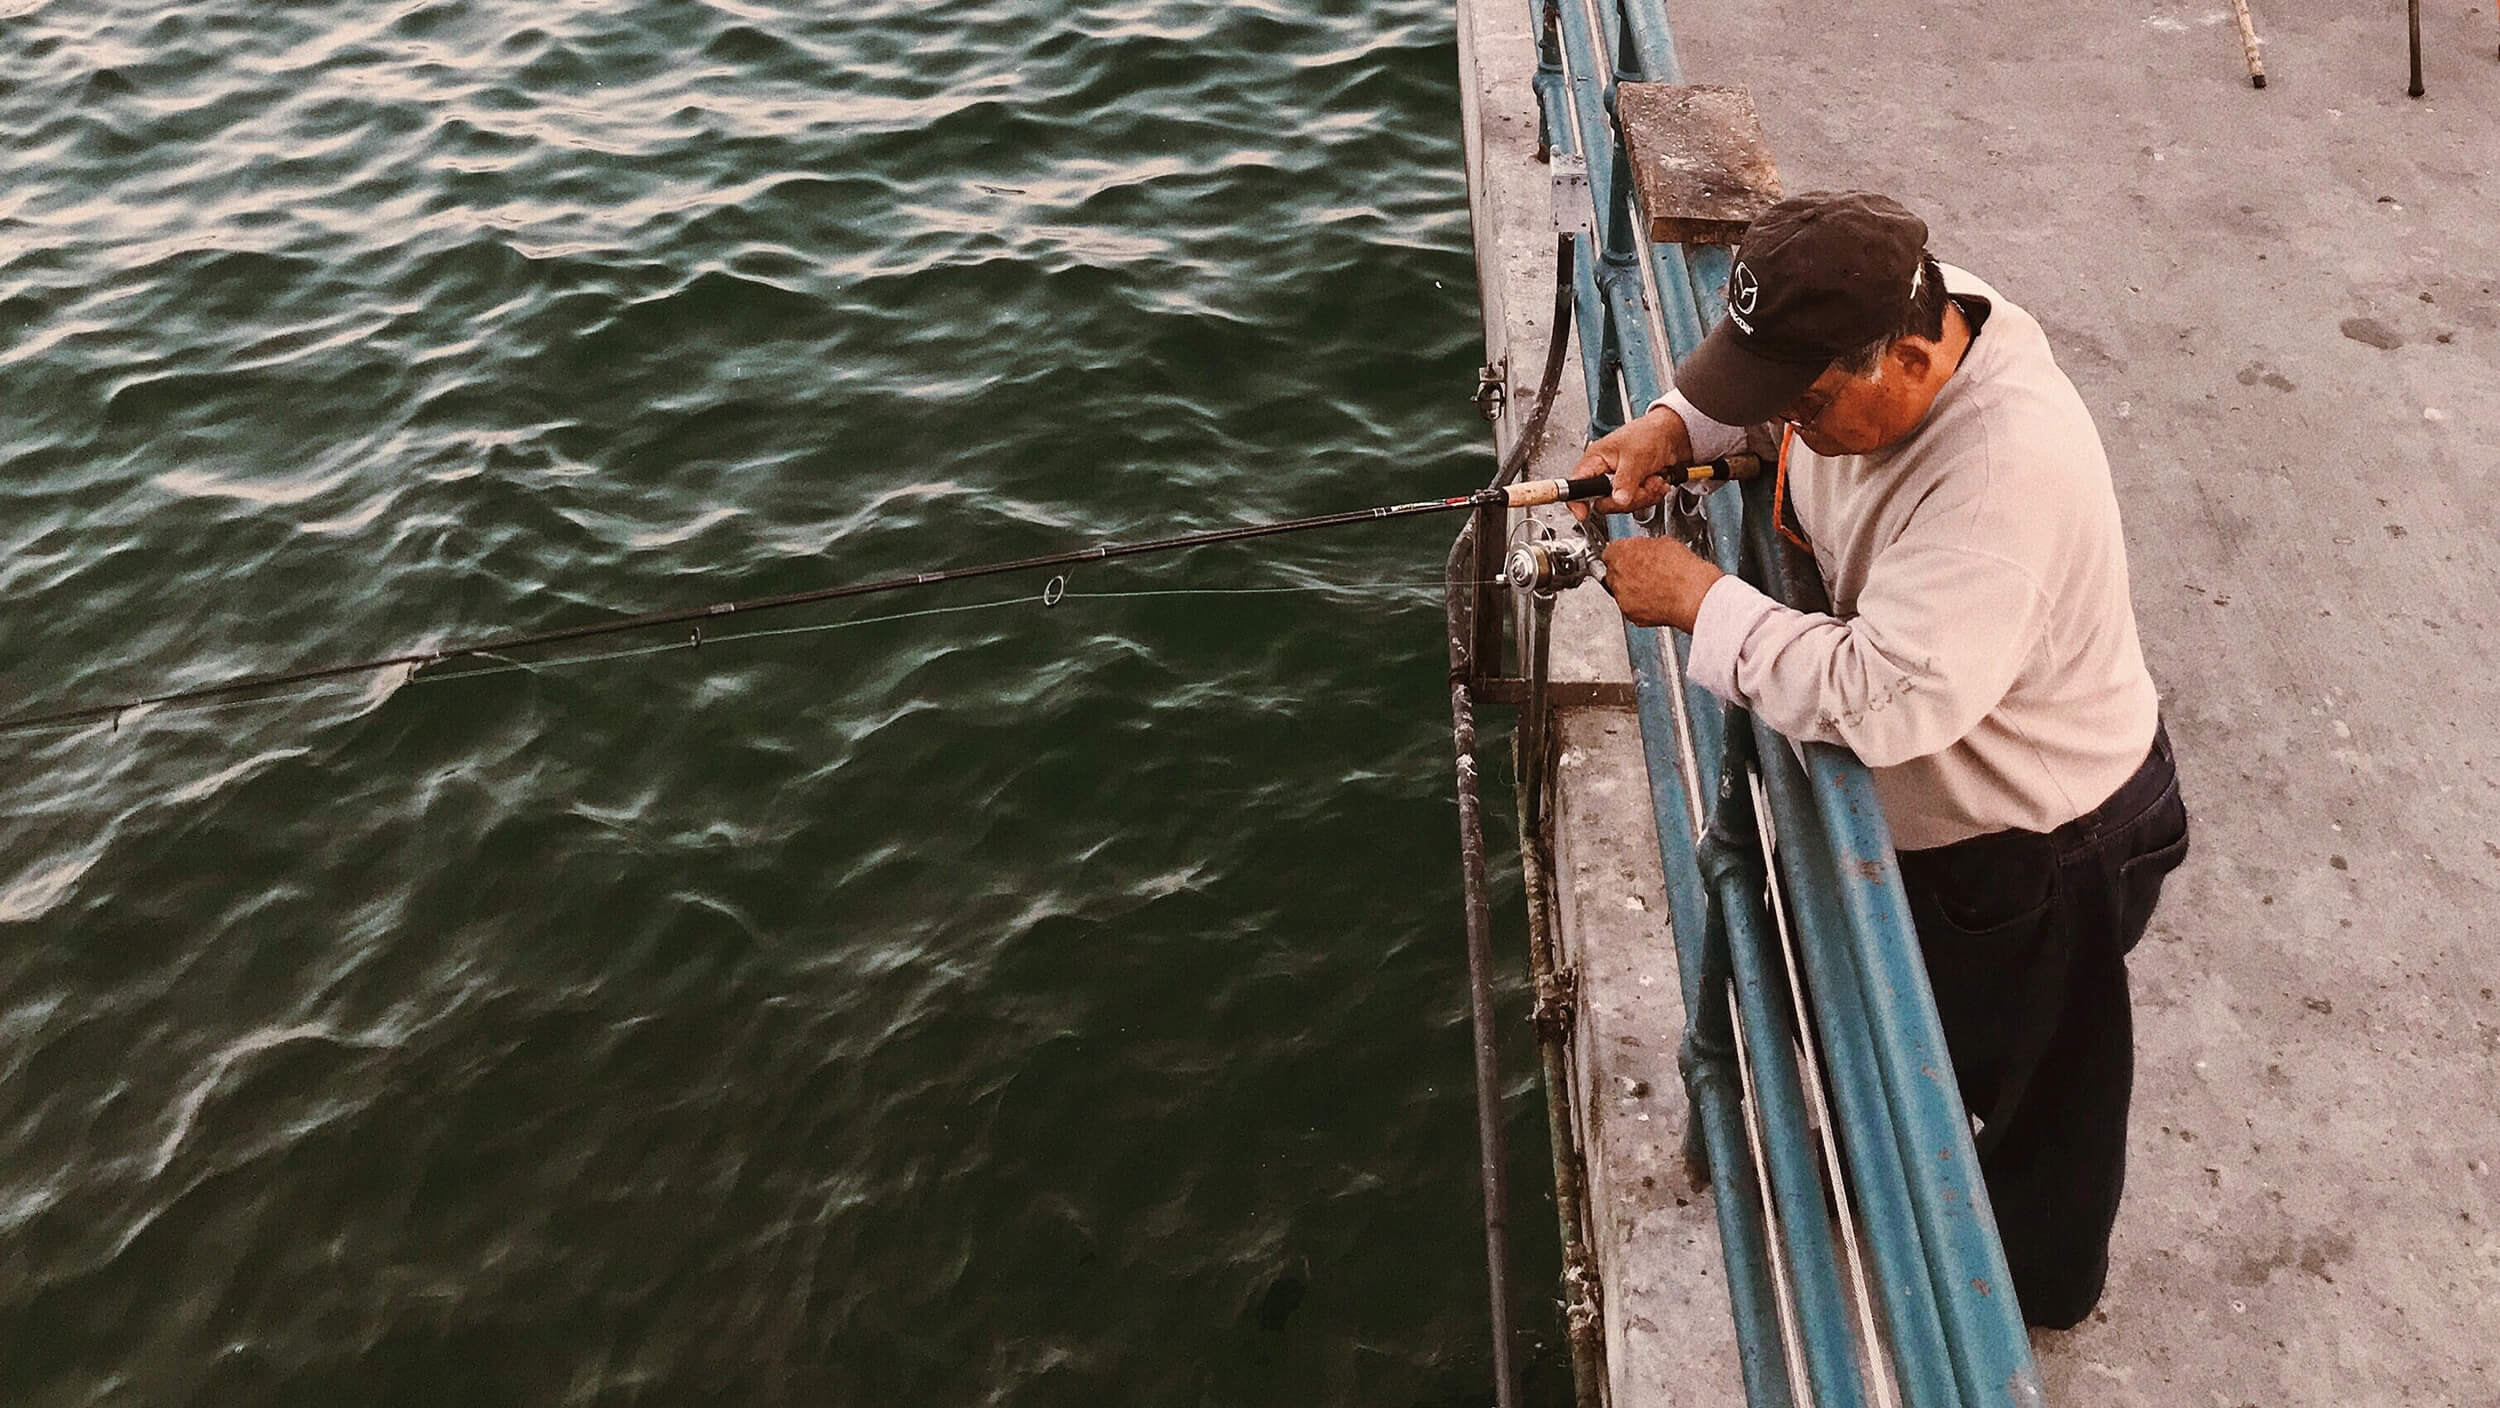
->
<box><xmin>1</xmin><ymin>460</ymin><xmax>1757</xmax><ymax>741</ymax></box>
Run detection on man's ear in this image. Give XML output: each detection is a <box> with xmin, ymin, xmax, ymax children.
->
<box><xmin>1887</xmin><ymin>337</ymin><xmax>1935</xmax><ymax>382</ymax></box>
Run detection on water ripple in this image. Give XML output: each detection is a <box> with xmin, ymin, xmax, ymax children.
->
<box><xmin>0</xmin><ymin>0</ymin><xmax>1525</xmax><ymax>1402</ymax></box>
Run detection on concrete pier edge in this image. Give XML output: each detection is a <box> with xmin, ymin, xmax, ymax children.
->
<box><xmin>1456</xmin><ymin>1</ymin><xmax>1750</xmax><ymax>1400</ymax></box>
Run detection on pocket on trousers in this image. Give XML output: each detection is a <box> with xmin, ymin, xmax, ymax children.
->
<box><xmin>1904</xmin><ymin>857</ymin><xmax>2056</xmax><ymax>1103</ymax></box>
<box><xmin>1916</xmin><ymin>835</ymin><xmax>2056</xmax><ymax>939</ymax></box>
<box><xmin>2114</xmin><ymin>831</ymin><xmax>2189</xmax><ymax>954</ymax></box>
<box><xmin>1927</xmin><ymin>884</ymin><xmax>2053</xmax><ymax>943</ymax></box>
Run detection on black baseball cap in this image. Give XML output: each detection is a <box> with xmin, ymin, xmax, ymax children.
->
<box><xmin>1674</xmin><ymin>191</ymin><xmax>1931</xmax><ymax>425</ymax></box>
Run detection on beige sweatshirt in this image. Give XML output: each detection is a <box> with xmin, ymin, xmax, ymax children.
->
<box><xmin>1682</xmin><ymin>266</ymin><xmax>2160</xmax><ymax>851</ymax></box>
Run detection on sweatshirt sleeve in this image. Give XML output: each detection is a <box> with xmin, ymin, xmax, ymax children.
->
<box><xmin>1704</xmin><ymin>541</ymin><xmax>2048</xmax><ymax>768</ymax></box>
<box><xmin>1649</xmin><ymin>388</ymin><xmax>1750</xmax><ymax>462</ymax></box>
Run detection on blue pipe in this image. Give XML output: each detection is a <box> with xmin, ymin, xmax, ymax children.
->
<box><xmin>1625</xmin><ymin>627</ymin><xmax>1792</xmax><ymax>1404</ymax></box>
<box><xmin>1604</xmin><ymin>0</ymin><xmax>1689</xmax><ymax>84</ymax></box>
<box><xmin>1745</xmin><ymin>715</ymin><xmax>1965</xmax><ymax>1408</ymax></box>
<box><xmin>1800</xmin><ymin>750</ymin><xmax>2043</xmax><ymax>1407</ymax></box>
<box><xmin>1529</xmin><ymin>0</ymin><xmax>2045</xmax><ymax>1402</ymax></box>
<box><xmin>1698</xmin><ymin>755</ymin><xmax>1871</xmax><ymax>1408</ymax></box>
<box><xmin>1730</xmin><ymin>485</ymin><xmax>2042</xmax><ymax>1405</ymax></box>
<box><xmin>1732</xmin><ymin>479</ymin><xmax>1960</xmax><ymax>1407</ymax></box>
<box><xmin>1677</xmin><ymin>917</ymin><xmax>1799</xmax><ymax>1408</ymax></box>
<box><xmin>1731</xmin><ymin>487</ymin><xmax>2041</xmax><ymax>1402</ymax></box>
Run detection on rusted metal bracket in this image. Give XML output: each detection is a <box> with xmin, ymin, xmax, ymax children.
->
<box><xmin>1533</xmin><ymin>962</ymin><xmax>1580</xmax><ymax>1046</ymax></box>
<box><xmin>1474</xmin><ymin>359</ymin><xmax>1509</xmax><ymax>421</ymax></box>
<box><xmin>1549</xmin><ymin>153</ymin><xmax>1592</xmax><ymax>237</ymax></box>
<box><xmin>1563</xmin><ymin>1253</ymin><xmax>1606</xmax><ymax>1358</ymax></box>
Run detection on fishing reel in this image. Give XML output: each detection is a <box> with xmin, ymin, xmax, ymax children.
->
<box><xmin>1503</xmin><ymin>522</ymin><xmax>1606</xmax><ymax>599</ymax></box>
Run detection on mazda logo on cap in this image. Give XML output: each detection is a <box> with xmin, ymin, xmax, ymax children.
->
<box><xmin>1732</xmin><ymin>262</ymin><xmax>1760</xmax><ymax>313</ymax></box>
<box><xmin>1730</xmin><ymin>261</ymin><xmax>1761</xmax><ymax>331</ymax></box>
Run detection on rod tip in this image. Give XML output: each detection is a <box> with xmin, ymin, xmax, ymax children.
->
<box><xmin>2252</xmin><ymin>74</ymin><xmax>2267</xmax><ymax>88</ymax></box>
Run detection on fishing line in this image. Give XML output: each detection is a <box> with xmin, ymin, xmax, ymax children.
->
<box><xmin>411</xmin><ymin>595</ymin><xmax>1036</xmax><ymax>687</ymax></box>
<box><xmin>1052</xmin><ymin>582</ymin><xmax>1456</xmax><ymax>600</ymax></box>
<box><xmin>5</xmin><ymin>573</ymin><xmax>1510</xmax><ymax>741</ymax></box>
<box><xmin>1</xmin><ymin>470</ymin><xmax>1708</xmax><ymax>742</ymax></box>
<box><xmin>415</xmin><ymin>579</ymin><xmax>1471</xmax><ymax>684</ymax></box>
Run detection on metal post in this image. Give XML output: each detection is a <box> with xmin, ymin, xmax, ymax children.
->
<box><xmin>1446</xmin><ymin>521</ymin><xmax>1520</xmax><ymax>1408</ymax></box>
<box><xmin>1534</xmin><ymin>0</ymin><xmax>1566</xmax><ymax>161</ymax></box>
<box><xmin>1514</xmin><ymin>593</ymin><xmax>1609</xmax><ymax>1408</ymax></box>
<box><xmin>2410</xmin><ymin>0</ymin><xmax>2426</xmax><ymax>96</ymax></box>
<box><xmin>1472</xmin><ymin>502</ymin><xmax>1508</xmax><ymax>684</ymax></box>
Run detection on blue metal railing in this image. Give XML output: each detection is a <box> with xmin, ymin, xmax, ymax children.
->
<box><xmin>1520</xmin><ymin>1</ymin><xmax>2045</xmax><ymax>1402</ymax></box>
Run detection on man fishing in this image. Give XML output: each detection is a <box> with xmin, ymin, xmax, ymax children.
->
<box><xmin>1575</xmin><ymin>191</ymin><xmax>2191</xmax><ymax>1330</ymax></box>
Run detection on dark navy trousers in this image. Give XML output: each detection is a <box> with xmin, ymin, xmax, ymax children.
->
<box><xmin>1893</xmin><ymin>724</ymin><xmax>2190</xmax><ymax>1330</ymax></box>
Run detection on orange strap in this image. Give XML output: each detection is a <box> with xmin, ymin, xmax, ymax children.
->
<box><xmin>1772</xmin><ymin>426</ymin><xmax>1814</xmax><ymax>555</ymax></box>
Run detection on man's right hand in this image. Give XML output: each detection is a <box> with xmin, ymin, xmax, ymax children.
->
<box><xmin>1568</xmin><ymin>406</ymin><xmax>1697</xmax><ymax>521</ymax></box>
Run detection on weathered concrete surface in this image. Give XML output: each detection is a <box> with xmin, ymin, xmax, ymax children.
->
<box><xmin>1650</xmin><ymin>3</ymin><xmax>2500</xmax><ymax>1404</ymax></box>
<box><xmin>1550</xmin><ymin>705</ymin><xmax>1746</xmax><ymax>1406</ymax></box>
<box><xmin>1454</xmin><ymin>2</ymin><xmax>1747</xmax><ymax>1403</ymax></box>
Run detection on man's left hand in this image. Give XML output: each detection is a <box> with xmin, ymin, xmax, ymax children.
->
<box><xmin>1601</xmin><ymin>537</ymin><xmax>1724</xmax><ymax>632</ymax></box>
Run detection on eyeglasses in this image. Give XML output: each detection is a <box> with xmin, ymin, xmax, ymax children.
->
<box><xmin>1778</xmin><ymin>377</ymin><xmax>1842</xmax><ymax>431</ymax></box>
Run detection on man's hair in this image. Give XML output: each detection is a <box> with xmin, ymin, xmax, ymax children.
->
<box><xmin>1833</xmin><ymin>252</ymin><xmax>1949</xmax><ymax>375</ymax></box>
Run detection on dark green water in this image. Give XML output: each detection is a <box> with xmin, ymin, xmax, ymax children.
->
<box><xmin>1</xmin><ymin>2</ymin><xmax>1569</xmax><ymax>1403</ymax></box>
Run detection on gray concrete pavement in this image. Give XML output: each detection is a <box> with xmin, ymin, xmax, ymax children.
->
<box><xmin>1462</xmin><ymin>0</ymin><xmax>2499</xmax><ymax>1403</ymax></box>
<box><xmin>1662</xmin><ymin>4</ymin><xmax>2499</xmax><ymax>1401</ymax></box>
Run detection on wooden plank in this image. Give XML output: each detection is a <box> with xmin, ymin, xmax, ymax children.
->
<box><xmin>1616</xmin><ymin>84</ymin><xmax>1783</xmax><ymax>246</ymax></box>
